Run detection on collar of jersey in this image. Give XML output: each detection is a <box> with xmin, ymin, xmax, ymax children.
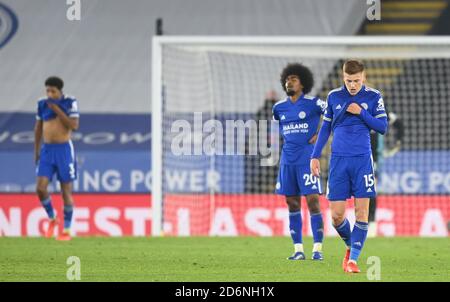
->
<box><xmin>287</xmin><ymin>93</ymin><xmax>304</xmax><ymax>104</ymax></box>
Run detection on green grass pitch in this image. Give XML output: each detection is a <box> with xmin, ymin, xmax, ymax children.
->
<box><xmin>0</xmin><ymin>237</ymin><xmax>448</xmax><ymax>282</ymax></box>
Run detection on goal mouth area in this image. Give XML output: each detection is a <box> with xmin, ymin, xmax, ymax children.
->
<box><xmin>154</xmin><ymin>36</ymin><xmax>450</xmax><ymax>58</ymax></box>
<box><xmin>151</xmin><ymin>36</ymin><xmax>450</xmax><ymax>237</ymax></box>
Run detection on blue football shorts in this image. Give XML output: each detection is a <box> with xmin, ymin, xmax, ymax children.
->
<box><xmin>326</xmin><ymin>153</ymin><xmax>376</xmax><ymax>201</ymax></box>
<box><xmin>36</xmin><ymin>141</ymin><xmax>77</xmax><ymax>183</ymax></box>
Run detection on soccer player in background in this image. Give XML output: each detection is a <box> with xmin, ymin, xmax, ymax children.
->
<box><xmin>273</xmin><ymin>63</ymin><xmax>326</xmax><ymax>260</ymax></box>
<box><xmin>34</xmin><ymin>77</ymin><xmax>79</xmax><ymax>241</ymax></box>
<box><xmin>310</xmin><ymin>60</ymin><xmax>388</xmax><ymax>273</ymax></box>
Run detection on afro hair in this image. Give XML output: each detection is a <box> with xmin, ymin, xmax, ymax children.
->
<box><xmin>280</xmin><ymin>63</ymin><xmax>314</xmax><ymax>94</ymax></box>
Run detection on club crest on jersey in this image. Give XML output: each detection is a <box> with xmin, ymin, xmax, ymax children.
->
<box><xmin>361</xmin><ymin>103</ymin><xmax>368</xmax><ymax>110</ymax></box>
<box><xmin>376</xmin><ymin>98</ymin><xmax>385</xmax><ymax>111</ymax></box>
<box><xmin>298</xmin><ymin>111</ymin><xmax>306</xmax><ymax>119</ymax></box>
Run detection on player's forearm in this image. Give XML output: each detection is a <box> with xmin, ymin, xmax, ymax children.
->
<box><xmin>360</xmin><ymin>110</ymin><xmax>388</xmax><ymax>134</ymax></box>
<box><xmin>34</xmin><ymin>123</ymin><xmax>42</xmax><ymax>156</ymax></box>
<box><xmin>311</xmin><ymin>121</ymin><xmax>331</xmax><ymax>158</ymax></box>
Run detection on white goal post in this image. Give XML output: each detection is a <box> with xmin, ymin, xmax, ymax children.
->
<box><xmin>152</xmin><ymin>36</ymin><xmax>450</xmax><ymax>237</ymax></box>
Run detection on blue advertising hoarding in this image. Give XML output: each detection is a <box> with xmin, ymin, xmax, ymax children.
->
<box><xmin>0</xmin><ymin>113</ymin><xmax>449</xmax><ymax>194</ymax></box>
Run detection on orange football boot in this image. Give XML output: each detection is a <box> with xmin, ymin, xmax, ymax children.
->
<box><xmin>342</xmin><ymin>248</ymin><xmax>350</xmax><ymax>271</ymax></box>
<box><xmin>56</xmin><ymin>230</ymin><xmax>72</xmax><ymax>241</ymax></box>
<box><xmin>345</xmin><ymin>261</ymin><xmax>361</xmax><ymax>273</ymax></box>
<box><xmin>45</xmin><ymin>218</ymin><xmax>58</xmax><ymax>238</ymax></box>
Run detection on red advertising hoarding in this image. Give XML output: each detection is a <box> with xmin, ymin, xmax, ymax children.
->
<box><xmin>0</xmin><ymin>194</ymin><xmax>448</xmax><ymax>237</ymax></box>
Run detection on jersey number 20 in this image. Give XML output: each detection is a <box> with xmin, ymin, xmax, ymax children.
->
<box><xmin>303</xmin><ymin>173</ymin><xmax>317</xmax><ymax>186</ymax></box>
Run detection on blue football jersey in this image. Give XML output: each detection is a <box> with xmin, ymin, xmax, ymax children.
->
<box><xmin>272</xmin><ymin>94</ymin><xmax>326</xmax><ymax>165</ymax></box>
<box><xmin>323</xmin><ymin>85</ymin><xmax>387</xmax><ymax>156</ymax></box>
<box><xmin>36</xmin><ymin>95</ymin><xmax>79</xmax><ymax>121</ymax></box>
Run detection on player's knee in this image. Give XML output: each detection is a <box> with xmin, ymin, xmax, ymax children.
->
<box><xmin>36</xmin><ymin>184</ymin><xmax>48</xmax><ymax>198</ymax></box>
<box><xmin>309</xmin><ymin>205</ymin><xmax>321</xmax><ymax>215</ymax></box>
<box><xmin>286</xmin><ymin>197</ymin><xmax>300</xmax><ymax>212</ymax></box>
<box><xmin>331</xmin><ymin>212</ymin><xmax>345</xmax><ymax>226</ymax></box>
<box><xmin>306</xmin><ymin>196</ymin><xmax>321</xmax><ymax>214</ymax></box>
<box><xmin>61</xmin><ymin>191</ymin><xmax>73</xmax><ymax>204</ymax></box>
<box><xmin>287</xmin><ymin>202</ymin><xmax>300</xmax><ymax>212</ymax></box>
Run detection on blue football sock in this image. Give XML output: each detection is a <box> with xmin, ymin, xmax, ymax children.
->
<box><xmin>289</xmin><ymin>210</ymin><xmax>303</xmax><ymax>244</ymax></box>
<box><xmin>40</xmin><ymin>197</ymin><xmax>55</xmax><ymax>219</ymax></box>
<box><xmin>63</xmin><ymin>204</ymin><xmax>74</xmax><ymax>230</ymax></box>
<box><xmin>310</xmin><ymin>212</ymin><xmax>324</xmax><ymax>243</ymax></box>
<box><xmin>333</xmin><ymin>218</ymin><xmax>351</xmax><ymax>247</ymax></box>
<box><xmin>350</xmin><ymin>221</ymin><xmax>369</xmax><ymax>262</ymax></box>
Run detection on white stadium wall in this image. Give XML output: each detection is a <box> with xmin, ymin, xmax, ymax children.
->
<box><xmin>0</xmin><ymin>0</ymin><xmax>365</xmax><ymax>113</ymax></box>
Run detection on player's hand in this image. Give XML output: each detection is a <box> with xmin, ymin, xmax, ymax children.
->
<box><xmin>308</xmin><ymin>134</ymin><xmax>318</xmax><ymax>144</ymax></box>
<box><xmin>46</xmin><ymin>101</ymin><xmax>58</xmax><ymax>111</ymax></box>
<box><xmin>34</xmin><ymin>152</ymin><xmax>40</xmax><ymax>165</ymax></box>
<box><xmin>310</xmin><ymin>158</ymin><xmax>320</xmax><ymax>177</ymax></box>
<box><xmin>346</xmin><ymin>103</ymin><xmax>362</xmax><ymax>115</ymax></box>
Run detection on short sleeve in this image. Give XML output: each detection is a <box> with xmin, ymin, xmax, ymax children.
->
<box><xmin>69</xmin><ymin>99</ymin><xmax>80</xmax><ymax>118</ymax></box>
<box><xmin>272</xmin><ymin>105</ymin><xmax>279</xmax><ymax>121</ymax></box>
<box><xmin>36</xmin><ymin>102</ymin><xmax>42</xmax><ymax>120</ymax></box>
<box><xmin>372</xmin><ymin>95</ymin><xmax>387</xmax><ymax>119</ymax></box>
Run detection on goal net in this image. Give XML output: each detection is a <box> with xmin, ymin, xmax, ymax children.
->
<box><xmin>152</xmin><ymin>37</ymin><xmax>450</xmax><ymax>237</ymax></box>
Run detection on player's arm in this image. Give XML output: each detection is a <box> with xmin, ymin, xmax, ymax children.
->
<box><xmin>310</xmin><ymin>98</ymin><xmax>332</xmax><ymax>176</ymax></box>
<box><xmin>347</xmin><ymin>97</ymin><xmax>388</xmax><ymax>134</ymax></box>
<box><xmin>310</xmin><ymin>121</ymin><xmax>331</xmax><ymax>176</ymax></box>
<box><xmin>34</xmin><ymin>102</ymin><xmax>43</xmax><ymax>164</ymax></box>
<box><xmin>309</xmin><ymin>98</ymin><xmax>327</xmax><ymax>144</ymax></box>
<box><xmin>359</xmin><ymin>109</ymin><xmax>387</xmax><ymax>134</ymax></box>
<box><xmin>34</xmin><ymin>119</ymin><xmax>43</xmax><ymax>164</ymax></box>
<box><xmin>47</xmin><ymin>101</ymin><xmax>79</xmax><ymax>130</ymax></box>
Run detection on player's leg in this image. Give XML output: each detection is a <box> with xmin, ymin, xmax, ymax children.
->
<box><xmin>305</xmin><ymin>194</ymin><xmax>324</xmax><ymax>260</ymax></box>
<box><xmin>346</xmin><ymin>197</ymin><xmax>370</xmax><ymax>273</ymax></box>
<box><xmin>346</xmin><ymin>154</ymin><xmax>375</xmax><ymax>272</ymax></box>
<box><xmin>297</xmin><ymin>164</ymin><xmax>324</xmax><ymax>258</ymax></box>
<box><xmin>330</xmin><ymin>201</ymin><xmax>348</xmax><ymax>243</ymax></box>
<box><xmin>298</xmin><ymin>164</ymin><xmax>324</xmax><ymax>259</ymax></box>
<box><xmin>36</xmin><ymin>176</ymin><xmax>53</xmax><ymax>217</ymax></box>
<box><xmin>330</xmin><ymin>201</ymin><xmax>352</xmax><ymax>271</ymax></box>
<box><xmin>36</xmin><ymin>145</ymin><xmax>58</xmax><ymax>238</ymax></box>
<box><xmin>58</xmin><ymin>182</ymin><xmax>74</xmax><ymax>240</ymax></box>
<box><xmin>286</xmin><ymin>195</ymin><xmax>305</xmax><ymax>260</ymax></box>
<box><xmin>327</xmin><ymin>155</ymin><xmax>352</xmax><ymax>246</ymax></box>
<box><xmin>276</xmin><ymin>164</ymin><xmax>305</xmax><ymax>260</ymax></box>
<box><xmin>36</xmin><ymin>175</ymin><xmax>58</xmax><ymax>238</ymax></box>
<box><xmin>55</xmin><ymin>142</ymin><xmax>77</xmax><ymax>240</ymax></box>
